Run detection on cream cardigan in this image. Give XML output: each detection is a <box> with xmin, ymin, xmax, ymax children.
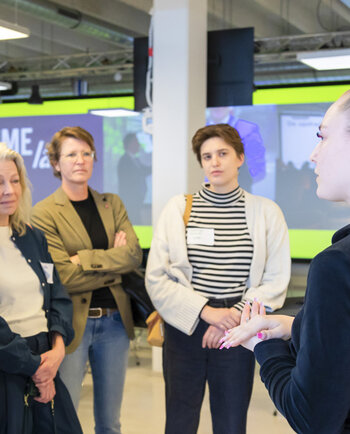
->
<box><xmin>145</xmin><ymin>191</ymin><xmax>291</xmax><ymax>335</ymax></box>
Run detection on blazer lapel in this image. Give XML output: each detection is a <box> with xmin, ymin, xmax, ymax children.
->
<box><xmin>53</xmin><ymin>187</ymin><xmax>93</xmax><ymax>249</ymax></box>
<box><xmin>90</xmin><ymin>188</ymin><xmax>116</xmax><ymax>248</ymax></box>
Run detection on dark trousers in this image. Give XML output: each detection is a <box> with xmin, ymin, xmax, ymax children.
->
<box><xmin>0</xmin><ymin>332</ymin><xmax>82</xmax><ymax>434</ymax></box>
<box><xmin>163</xmin><ymin>320</ymin><xmax>255</xmax><ymax>434</ymax></box>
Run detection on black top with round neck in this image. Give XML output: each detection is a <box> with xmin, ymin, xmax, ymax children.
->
<box><xmin>71</xmin><ymin>191</ymin><xmax>117</xmax><ymax>309</ymax></box>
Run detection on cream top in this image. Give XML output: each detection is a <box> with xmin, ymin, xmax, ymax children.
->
<box><xmin>0</xmin><ymin>226</ymin><xmax>48</xmax><ymax>337</ymax></box>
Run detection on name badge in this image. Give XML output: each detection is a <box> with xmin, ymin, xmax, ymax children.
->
<box><xmin>40</xmin><ymin>262</ymin><xmax>54</xmax><ymax>284</ymax></box>
<box><xmin>187</xmin><ymin>228</ymin><xmax>215</xmax><ymax>246</ymax></box>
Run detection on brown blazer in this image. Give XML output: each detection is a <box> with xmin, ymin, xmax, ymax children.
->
<box><xmin>32</xmin><ymin>187</ymin><xmax>143</xmax><ymax>353</ymax></box>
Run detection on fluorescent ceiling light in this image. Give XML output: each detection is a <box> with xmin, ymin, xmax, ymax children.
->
<box><xmin>0</xmin><ymin>19</ymin><xmax>30</xmax><ymax>40</ymax></box>
<box><xmin>0</xmin><ymin>82</ymin><xmax>11</xmax><ymax>91</ymax></box>
<box><xmin>297</xmin><ymin>49</ymin><xmax>350</xmax><ymax>70</ymax></box>
<box><xmin>89</xmin><ymin>109</ymin><xmax>139</xmax><ymax>117</ymax></box>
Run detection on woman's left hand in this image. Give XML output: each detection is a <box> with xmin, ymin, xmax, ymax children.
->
<box><xmin>219</xmin><ymin>300</ymin><xmax>294</xmax><ymax>352</ymax></box>
<box><xmin>32</xmin><ymin>333</ymin><xmax>65</xmax><ymax>385</ymax></box>
<box><xmin>202</xmin><ymin>325</ymin><xmax>225</xmax><ymax>349</ymax></box>
<box><xmin>114</xmin><ymin>230</ymin><xmax>127</xmax><ymax>247</ymax></box>
<box><xmin>219</xmin><ymin>300</ymin><xmax>266</xmax><ymax>352</ymax></box>
<box><xmin>34</xmin><ymin>380</ymin><xmax>56</xmax><ymax>404</ymax></box>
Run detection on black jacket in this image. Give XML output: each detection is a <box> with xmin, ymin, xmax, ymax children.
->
<box><xmin>255</xmin><ymin>224</ymin><xmax>350</xmax><ymax>434</ymax></box>
<box><xmin>0</xmin><ymin>225</ymin><xmax>74</xmax><ymax>377</ymax></box>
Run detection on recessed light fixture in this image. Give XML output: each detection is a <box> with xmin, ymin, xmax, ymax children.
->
<box><xmin>0</xmin><ymin>18</ymin><xmax>30</xmax><ymax>40</ymax></box>
<box><xmin>297</xmin><ymin>49</ymin><xmax>350</xmax><ymax>70</ymax></box>
<box><xmin>0</xmin><ymin>82</ymin><xmax>11</xmax><ymax>91</ymax></box>
<box><xmin>89</xmin><ymin>109</ymin><xmax>139</xmax><ymax>117</ymax></box>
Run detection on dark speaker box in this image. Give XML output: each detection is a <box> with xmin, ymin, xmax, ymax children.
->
<box><xmin>133</xmin><ymin>28</ymin><xmax>254</xmax><ymax>111</ymax></box>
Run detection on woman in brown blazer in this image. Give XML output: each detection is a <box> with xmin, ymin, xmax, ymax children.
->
<box><xmin>32</xmin><ymin>126</ymin><xmax>142</xmax><ymax>434</ymax></box>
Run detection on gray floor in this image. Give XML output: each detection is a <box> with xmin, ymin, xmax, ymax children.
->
<box><xmin>77</xmin><ymin>337</ymin><xmax>295</xmax><ymax>434</ymax></box>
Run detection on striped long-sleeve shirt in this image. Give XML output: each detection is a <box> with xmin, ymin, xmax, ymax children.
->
<box><xmin>186</xmin><ymin>185</ymin><xmax>253</xmax><ymax>311</ymax></box>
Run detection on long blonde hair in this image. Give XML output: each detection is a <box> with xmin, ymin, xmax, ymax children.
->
<box><xmin>0</xmin><ymin>143</ymin><xmax>32</xmax><ymax>235</ymax></box>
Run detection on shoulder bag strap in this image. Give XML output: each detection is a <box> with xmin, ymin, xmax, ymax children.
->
<box><xmin>183</xmin><ymin>194</ymin><xmax>193</xmax><ymax>226</ymax></box>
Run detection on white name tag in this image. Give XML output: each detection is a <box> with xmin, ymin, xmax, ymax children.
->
<box><xmin>187</xmin><ymin>228</ymin><xmax>215</xmax><ymax>246</ymax></box>
<box><xmin>40</xmin><ymin>262</ymin><xmax>54</xmax><ymax>284</ymax></box>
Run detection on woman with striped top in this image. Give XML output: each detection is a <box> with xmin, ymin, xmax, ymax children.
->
<box><xmin>145</xmin><ymin>123</ymin><xmax>291</xmax><ymax>434</ymax></box>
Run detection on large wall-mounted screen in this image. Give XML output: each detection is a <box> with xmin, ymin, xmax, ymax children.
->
<box><xmin>0</xmin><ymin>85</ymin><xmax>348</xmax><ymax>259</ymax></box>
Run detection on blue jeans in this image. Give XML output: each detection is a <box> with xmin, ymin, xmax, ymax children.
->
<box><xmin>59</xmin><ymin>312</ymin><xmax>130</xmax><ymax>434</ymax></box>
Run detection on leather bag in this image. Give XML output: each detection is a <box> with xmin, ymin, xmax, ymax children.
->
<box><xmin>121</xmin><ymin>269</ymin><xmax>155</xmax><ymax>328</ymax></box>
<box><xmin>145</xmin><ymin>311</ymin><xmax>164</xmax><ymax>347</ymax></box>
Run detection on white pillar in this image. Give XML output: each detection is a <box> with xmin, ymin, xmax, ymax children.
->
<box><xmin>151</xmin><ymin>0</ymin><xmax>207</xmax><ymax>372</ymax></box>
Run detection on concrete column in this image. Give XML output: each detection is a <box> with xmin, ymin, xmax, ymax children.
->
<box><xmin>151</xmin><ymin>0</ymin><xmax>207</xmax><ymax>371</ymax></box>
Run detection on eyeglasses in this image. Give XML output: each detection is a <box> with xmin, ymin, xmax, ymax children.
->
<box><xmin>61</xmin><ymin>151</ymin><xmax>95</xmax><ymax>162</ymax></box>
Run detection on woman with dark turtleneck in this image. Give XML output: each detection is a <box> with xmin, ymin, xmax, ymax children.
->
<box><xmin>145</xmin><ymin>123</ymin><xmax>291</xmax><ymax>434</ymax></box>
<box><xmin>220</xmin><ymin>90</ymin><xmax>350</xmax><ymax>434</ymax></box>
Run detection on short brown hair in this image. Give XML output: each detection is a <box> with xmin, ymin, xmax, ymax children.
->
<box><xmin>192</xmin><ymin>123</ymin><xmax>244</xmax><ymax>165</ymax></box>
<box><xmin>46</xmin><ymin>126</ymin><xmax>97</xmax><ymax>178</ymax></box>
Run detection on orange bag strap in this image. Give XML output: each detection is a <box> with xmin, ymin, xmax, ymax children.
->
<box><xmin>183</xmin><ymin>194</ymin><xmax>193</xmax><ymax>227</ymax></box>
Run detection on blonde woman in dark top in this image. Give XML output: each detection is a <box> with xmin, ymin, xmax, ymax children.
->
<box><xmin>0</xmin><ymin>143</ymin><xmax>81</xmax><ymax>434</ymax></box>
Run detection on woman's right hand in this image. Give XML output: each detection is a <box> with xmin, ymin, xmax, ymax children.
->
<box><xmin>200</xmin><ymin>305</ymin><xmax>241</xmax><ymax>330</ymax></box>
<box><xmin>33</xmin><ymin>379</ymin><xmax>56</xmax><ymax>404</ymax></box>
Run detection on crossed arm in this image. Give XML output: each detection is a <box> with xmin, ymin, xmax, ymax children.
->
<box><xmin>70</xmin><ymin>230</ymin><xmax>127</xmax><ymax>264</ymax></box>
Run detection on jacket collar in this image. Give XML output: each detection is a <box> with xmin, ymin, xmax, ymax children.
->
<box><xmin>11</xmin><ymin>227</ymin><xmax>48</xmax><ymax>287</ymax></box>
<box><xmin>332</xmin><ymin>224</ymin><xmax>350</xmax><ymax>244</ymax></box>
<box><xmin>52</xmin><ymin>186</ymin><xmax>115</xmax><ymax>248</ymax></box>
<box><xmin>52</xmin><ymin>186</ymin><xmax>91</xmax><ymax>247</ymax></box>
<box><xmin>53</xmin><ymin>185</ymin><xmax>103</xmax><ymax>206</ymax></box>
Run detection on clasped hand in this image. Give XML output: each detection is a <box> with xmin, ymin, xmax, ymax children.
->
<box><xmin>31</xmin><ymin>335</ymin><xmax>65</xmax><ymax>403</ymax></box>
<box><xmin>219</xmin><ymin>300</ymin><xmax>294</xmax><ymax>352</ymax></box>
<box><xmin>200</xmin><ymin>305</ymin><xmax>241</xmax><ymax>331</ymax></box>
<box><xmin>200</xmin><ymin>306</ymin><xmax>241</xmax><ymax>349</ymax></box>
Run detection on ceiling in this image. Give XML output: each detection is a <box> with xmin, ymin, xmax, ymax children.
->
<box><xmin>1</xmin><ymin>0</ymin><xmax>350</xmax><ymax>102</ymax></box>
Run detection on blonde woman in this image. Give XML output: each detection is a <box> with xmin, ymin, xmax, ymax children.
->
<box><xmin>220</xmin><ymin>91</ymin><xmax>350</xmax><ymax>433</ymax></box>
<box><xmin>0</xmin><ymin>143</ymin><xmax>81</xmax><ymax>434</ymax></box>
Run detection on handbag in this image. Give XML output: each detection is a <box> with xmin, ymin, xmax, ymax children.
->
<box><xmin>124</xmin><ymin>194</ymin><xmax>193</xmax><ymax>344</ymax></box>
<box><xmin>121</xmin><ymin>269</ymin><xmax>155</xmax><ymax>328</ymax></box>
<box><xmin>22</xmin><ymin>379</ymin><xmax>57</xmax><ymax>434</ymax></box>
<box><xmin>22</xmin><ymin>379</ymin><xmax>36</xmax><ymax>434</ymax></box>
<box><xmin>145</xmin><ymin>311</ymin><xmax>164</xmax><ymax>347</ymax></box>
